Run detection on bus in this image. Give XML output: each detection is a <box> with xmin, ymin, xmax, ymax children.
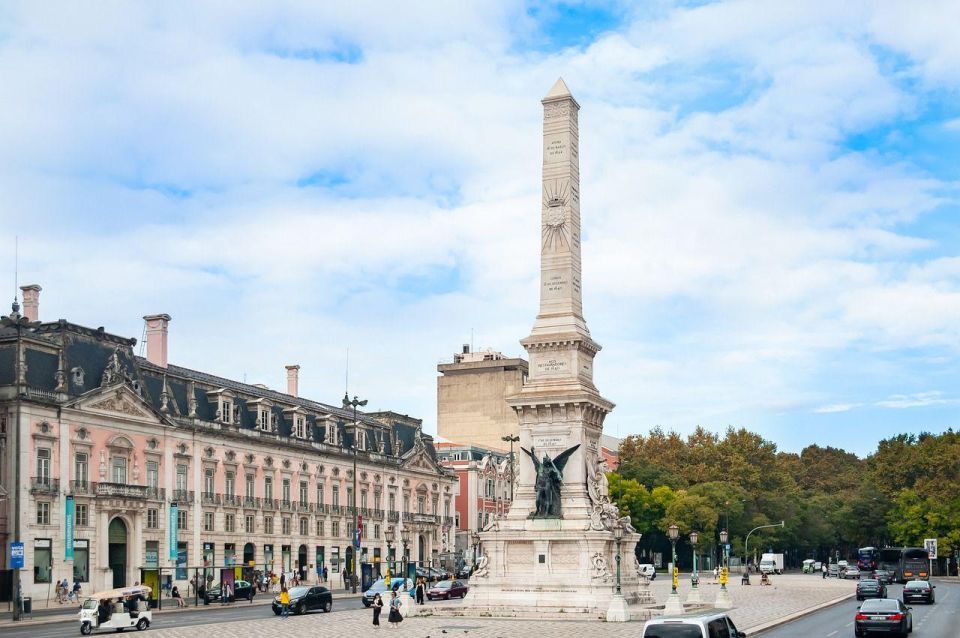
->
<box><xmin>878</xmin><ymin>547</ymin><xmax>903</xmax><ymax>581</ymax></box>
<box><xmin>901</xmin><ymin>548</ymin><xmax>929</xmax><ymax>581</ymax></box>
<box><xmin>857</xmin><ymin>547</ymin><xmax>879</xmax><ymax>572</ymax></box>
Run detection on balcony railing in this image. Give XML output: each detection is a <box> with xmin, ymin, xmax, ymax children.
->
<box><xmin>70</xmin><ymin>480</ymin><xmax>93</xmax><ymax>495</ymax></box>
<box><xmin>97</xmin><ymin>482</ymin><xmax>151</xmax><ymax>499</ymax></box>
<box><xmin>222</xmin><ymin>494</ymin><xmax>242</xmax><ymax>508</ymax></box>
<box><xmin>279</xmin><ymin>499</ymin><xmax>293</xmax><ymax>511</ymax></box>
<box><xmin>387</xmin><ymin>511</ymin><xmax>400</xmax><ymax>523</ymax></box>
<box><xmin>243</xmin><ymin>496</ymin><xmax>260</xmax><ymax>509</ymax></box>
<box><xmin>201</xmin><ymin>492</ymin><xmax>221</xmax><ymax>506</ymax></box>
<box><xmin>296</xmin><ymin>501</ymin><xmax>310</xmax><ymax>512</ymax></box>
<box><xmin>411</xmin><ymin>513</ymin><xmax>438</xmax><ymax>524</ymax></box>
<box><xmin>30</xmin><ymin>477</ymin><xmax>59</xmax><ymax>494</ymax></box>
<box><xmin>171</xmin><ymin>489</ymin><xmax>194</xmax><ymax>504</ymax></box>
<box><xmin>262</xmin><ymin>498</ymin><xmax>278</xmax><ymax>511</ymax></box>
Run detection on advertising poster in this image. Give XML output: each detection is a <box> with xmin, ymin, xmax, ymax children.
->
<box><xmin>64</xmin><ymin>496</ymin><xmax>75</xmax><ymax>560</ymax></box>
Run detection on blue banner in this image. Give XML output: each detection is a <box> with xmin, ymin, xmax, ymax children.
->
<box><xmin>10</xmin><ymin>542</ymin><xmax>24</xmax><ymax>569</ymax></box>
<box><xmin>64</xmin><ymin>496</ymin><xmax>75</xmax><ymax>560</ymax></box>
<box><xmin>168</xmin><ymin>504</ymin><xmax>179</xmax><ymax>559</ymax></box>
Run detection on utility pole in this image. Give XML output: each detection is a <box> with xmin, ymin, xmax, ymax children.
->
<box><xmin>342</xmin><ymin>393</ymin><xmax>367</xmax><ymax>594</ymax></box>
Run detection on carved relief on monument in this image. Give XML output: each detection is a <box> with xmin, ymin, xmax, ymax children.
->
<box><xmin>543</xmin><ymin>102</ymin><xmax>571</xmax><ymax>120</ymax></box>
<box><xmin>549</xmin><ymin>541</ymin><xmax>582</xmax><ymax>573</ymax></box>
<box><xmin>506</xmin><ymin>541</ymin><xmax>534</xmax><ymax>568</ymax></box>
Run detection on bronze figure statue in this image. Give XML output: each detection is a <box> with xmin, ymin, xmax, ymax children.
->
<box><xmin>522</xmin><ymin>444</ymin><xmax>580</xmax><ymax>517</ymax></box>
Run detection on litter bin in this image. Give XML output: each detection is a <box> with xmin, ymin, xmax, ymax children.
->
<box><xmin>22</xmin><ymin>597</ymin><xmax>32</xmax><ymax>615</ymax></box>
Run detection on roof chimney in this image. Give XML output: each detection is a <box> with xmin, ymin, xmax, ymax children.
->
<box><xmin>286</xmin><ymin>365</ymin><xmax>300</xmax><ymax>397</ymax></box>
<box><xmin>143</xmin><ymin>314</ymin><xmax>172</xmax><ymax>367</ymax></box>
<box><xmin>20</xmin><ymin>285</ymin><xmax>41</xmax><ymax>322</ymax></box>
<box><xmin>462</xmin><ymin>343</ymin><xmax>470</xmax><ymax>354</ymax></box>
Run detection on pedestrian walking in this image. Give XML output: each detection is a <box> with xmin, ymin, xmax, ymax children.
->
<box><xmin>822</xmin><ymin>561</ymin><xmax>827</xmax><ymax>579</ymax></box>
<box><xmin>372</xmin><ymin>593</ymin><xmax>383</xmax><ymax>628</ymax></box>
<box><xmin>322</xmin><ymin>566</ymin><xmax>328</xmax><ymax>583</ymax></box>
<box><xmin>388</xmin><ymin>591</ymin><xmax>403</xmax><ymax>628</ymax></box>
<box><xmin>73</xmin><ymin>578</ymin><xmax>82</xmax><ymax>602</ymax></box>
<box><xmin>713</xmin><ymin>566</ymin><xmax>719</xmax><ymax>583</ymax></box>
<box><xmin>279</xmin><ymin>586</ymin><xmax>290</xmax><ymax>619</ymax></box>
<box><xmin>415</xmin><ymin>577</ymin><xmax>426</xmax><ymax>605</ymax></box>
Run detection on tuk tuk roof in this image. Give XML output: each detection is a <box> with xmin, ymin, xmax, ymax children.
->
<box><xmin>802</xmin><ymin>559</ymin><xmax>816</xmax><ymax>564</ymax></box>
<box><xmin>85</xmin><ymin>585</ymin><xmax>152</xmax><ymax>600</ymax></box>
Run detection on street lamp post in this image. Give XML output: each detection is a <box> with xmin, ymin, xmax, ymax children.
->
<box><xmin>605</xmin><ymin>520</ymin><xmax>629</xmax><ymax>622</ymax></box>
<box><xmin>744</xmin><ymin>521</ymin><xmax>785</xmax><ymax>574</ymax></box>
<box><xmin>664</xmin><ymin>523</ymin><xmax>684</xmax><ymax>614</ymax></box>
<box><xmin>401</xmin><ymin>529</ymin><xmax>410</xmax><ymax>582</ymax></box>
<box><xmin>500</xmin><ymin>435</ymin><xmax>519</xmax><ymax>502</ymax></box>
<box><xmin>470</xmin><ymin>530</ymin><xmax>480</xmax><ymax>570</ymax></box>
<box><xmin>342</xmin><ymin>393</ymin><xmax>367</xmax><ymax>594</ymax></box>
<box><xmin>715</xmin><ymin>529</ymin><xmax>732</xmax><ymax>609</ymax></box>
<box><xmin>385</xmin><ymin>526</ymin><xmax>395</xmax><ymax>585</ymax></box>
<box><xmin>687</xmin><ymin>531</ymin><xmax>701</xmax><ymax>604</ymax></box>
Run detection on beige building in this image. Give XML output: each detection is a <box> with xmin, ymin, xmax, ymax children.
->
<box><xmin>436</xmin><ymin>346</ymin><xmax>527</xmax><ymax>452</ymax></box>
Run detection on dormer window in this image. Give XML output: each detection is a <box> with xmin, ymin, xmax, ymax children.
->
<box><xmin>250</xmin><ymin>398</ymin><xmax>274</xmax><ymax>432</ymax></box>
<box><xmin>207</xmin><ymin>389</ymin><xmax>236</xmax><ymax>424</ymax></box>
<box><xmin>294</xmin><ymin>415</ymin><xmax>306</xmax><ymax>439</ymax></box>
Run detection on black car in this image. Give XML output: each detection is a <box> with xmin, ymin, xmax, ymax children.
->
<box><xmin>872</xmin><ymin>570</ymin><xmax>894</xmax><ymax>585</ymax></box>
<box><xmin>856</xmin><ymin>579</ymin><xmax>886</xmax><ymax>601</ymax></box>
<box><xmin>902</xmin><ymin>580</ymin><xmax>935</xmax><ymax>604</ymax></box>
<box><xmin>854</xmin><ymin>598</ymin><xmax>912</xmax><ymax>637</ymax></box>
<box><xmin>271</xmin><ymin>585</ymin><xmax>333</xmax><ymax>615</ymax></box>
<box><xmin>205</xmin><ymin>579</ymin><xmax>255</xmax><ymax>602</ymax></box>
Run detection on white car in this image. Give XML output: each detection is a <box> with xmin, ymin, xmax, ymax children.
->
<box><xmin>637</xmin><ymin>564</ymin><xmax>656</xmax><ymax>580</ymax></box>
<box><xmin>643</xmin><ymin>612</ymin><xmax>746</xmax><ymax>638</ymax></box>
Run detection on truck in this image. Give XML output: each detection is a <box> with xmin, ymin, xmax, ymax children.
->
<box><xmin>759</xmin><ymin>553</ymin><xmax>784</xmax><ymax>575</ymax></box>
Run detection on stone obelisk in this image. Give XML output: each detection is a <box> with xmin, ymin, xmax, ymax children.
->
<box><xmin>463</xmin><ymin>79</ymin><xmax>643</xmax><ymax>620</ymax></box>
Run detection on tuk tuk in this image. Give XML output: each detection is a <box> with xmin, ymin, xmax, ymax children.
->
<box><xmin>802</xmin><ymin>559</ymin><xmax>816</xmax><ymax>574</ymax></box>
<box><xmin>78</xmin><ymin>585</ymin><xmax>153</xmax><ymax>635</ymax></box>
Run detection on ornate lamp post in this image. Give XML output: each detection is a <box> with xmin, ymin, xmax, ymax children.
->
<box><xmin>401</xmin><ymin>528</ymin><xmax>411</xmax><ymax>582</ymax></box>
<box><xmin>605</xmin><ymin>519</ymin><xmax>629</xmax><ymax>622</ymax></box>
<box><xmin>500</xmin><ymin>434</ymin><xmax>519</xmax><ymax>502</ymax></box>
<box><xmin>384</xmin><ymin>526</ymin><xmax>395</xmax><ymax>586</ymax></box>
<box><xmin>664</xmin><ymin>523</ymin><xmax>684</xmax><ymax>614</ymax></box>
<box><xmin>470</xmin><ymin>530</ymin><xmax>480</xmax><ymax>570</ymax></box>
<box><xmin>715</xmin><ymin>529</ymin><xmax>732</xmax><ymax>608</ymax></box>
<box><xmin>342</xmin><ymin>393</ymin><xmax>367</xmax><ymax>594</ymax></box>
<box><xmin>687</xmin><ymin>531</ymin><xmax>701</xmax><ymax>604</ymax></box>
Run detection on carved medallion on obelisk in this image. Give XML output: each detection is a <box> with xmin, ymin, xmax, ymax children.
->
<box><xmin>542</xmin><ymin>179</ymin><xmax>571</xmax><ymax>251</ymax></box>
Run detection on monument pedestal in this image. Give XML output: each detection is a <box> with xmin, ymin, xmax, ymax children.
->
<box><xmin>686</xmin><ymin>585</ymin><xmax>702</xmax><ymax>605</ymax></box>
<box><xmin>663</xmin><ymin>591</ymin><xmax>684</xmax><ymax>615</ymax></box>
<box><xmin>714</xmin><ymin>587</ymin><xmax>733</xmax><ymax>609</ymax></box>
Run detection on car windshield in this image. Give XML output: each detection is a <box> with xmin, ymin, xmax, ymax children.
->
<box><xmin>82</xmin><ymin>599</ymin><xmax>98</xmax><ymax>610</ymax></box>
<box><xmin>434</xmin><ymin>581</ymin><xmax>452</xmax><ymax>589</ymax></box>
<box><xmin>288</xmin><ymin>587</ymin><xmax>309</xmax><ymax>597</ymax></box>
<box><xmin>860</xmin><ymin>600</ymin><xmax>898</xmax><ymax>612</ymax></box>
<box><xmin>905</xmin><ymin>581</ymin><xmax>929</xmax><ymax>590</ymax></box>
<box><xmin>643</xmin><ymin>625</ymin><xmax>704</xmax><ymax>638</ymax></box>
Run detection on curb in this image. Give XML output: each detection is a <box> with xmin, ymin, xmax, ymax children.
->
<box><xmin>744</xmin><ymin>592</ymin><xmax>854</xmax><ymax>636</ymax></box>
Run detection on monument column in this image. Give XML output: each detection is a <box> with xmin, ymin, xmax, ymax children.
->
<box><xmin>459</xmin><ymin>80</ymin><xmax>642</xmax><ymax>620</ymax></box>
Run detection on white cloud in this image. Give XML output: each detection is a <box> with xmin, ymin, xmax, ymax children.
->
<box><xmin>875</xmin><ymin>391</ymin><xmax>956</xmax><ymax>409</ymax></box>
<box><xmin>0</xmin><ymin>1</ymin><xmax>958</xmax><ymax>454</ymax></box>
<box><xmin>814</xmin><ymin>403</ymin><xmax>859</xmax><ymax>414</ymax></box>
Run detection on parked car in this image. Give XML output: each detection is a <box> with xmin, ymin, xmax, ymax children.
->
<box><xmin>814</xmin><ymin>561</ymin><xmax>823</xmax><ymax>571</ymax></box>
<box><xmin>271</xmin><ymin>585</ymin><xmax>332</xmax><ymax>615</ymax></box>
<box><xmin>205</xmin><ymin>580</ymin><xmax>255</xmax><ymax>602</ymax></box>
<box><xmin>643</xmin><ymin>612</ymin><xmax>746</xmax><ymax>638</ymax></box>
<box><xmin>426</xmin><ymin>579</ymin><xmax>469</xmax><ymax>600</ymax></box>
<box><xmin>856</xmin><ymin>579</ymin><xmax>886</xmax><ymax>601</ymax></box>
<box><xmin>854</xmin><ymin>598</ymin><xmax>912</xmax><ymax>637</ymax></box>
<box><xmin>838</xmin><ymin>560</ymin><xmax>849</xmax><ymax>569</ymax></box>
<box><xmin>427</xmin><ymin>567</ymin><xmax>452</xmax><ymax>581</ymax></box>
<box><xmin>842</xmin><ymin>566</ymin><xmax>862</xmax><ymax>580</ymax></box>
<box><xmin>362</xmin><ymin>578</ymin><xmax>414</xmax><ymax>607</ymax></box>
<box><xmin>902</xmin><ymin>580</ymin><xmax>935</xmax><ymax>604</ymax></box>
<box><xmin>871</xmin><ymin>569</ymin><xmax>894</xmax><ymax>585</ymax></box>
<box><xmin>828</xmin><ymin>563</ymin><xmax>841</xmax><ymax>578</ymax></box>
<box><xmin>637</xmin><ymin>564</ymin><xmax>657</xmax><ymax>580</ymax></box>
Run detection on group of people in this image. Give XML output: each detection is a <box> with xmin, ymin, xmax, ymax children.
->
<box><xmin>54</xmin><ymin>578</ymin><xmax>82</xmax><ymax>603</ymax></box>
<box><xmin>370</xmin><ymin>591</ymin><xmax>404</xmax><ymax>629</ymax></box>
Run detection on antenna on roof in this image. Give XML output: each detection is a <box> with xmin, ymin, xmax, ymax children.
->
<box><xmin>345</xmin><ymin>347</ymin><xmax>349</xmax><ymax>394</ymax></box>
<box><xmin>470</xmin><ymin>328</ymin><xmax>474</xmax><ymax>353</ymax></box>
<box><xmin>11</xmin><ymin>235</ymin><xmax>19</xmax><ymax>313</ymax></box>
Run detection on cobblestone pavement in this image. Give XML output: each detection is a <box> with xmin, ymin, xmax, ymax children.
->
<box><xmin>144</xmin><ymin>574</ymin><xmax>854</xmax><ymax>637</ymax></box>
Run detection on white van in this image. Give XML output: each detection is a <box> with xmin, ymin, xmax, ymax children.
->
<box><xmin>643</xmin><ymin>612</ymin><xmax>746</xmax><ymax>638</ymax></box>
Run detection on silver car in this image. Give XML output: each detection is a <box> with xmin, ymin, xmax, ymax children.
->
<box><xmin>643</xmin><ymin>612</ymin><xmax>746</xmax><ymax>638</ymax></box>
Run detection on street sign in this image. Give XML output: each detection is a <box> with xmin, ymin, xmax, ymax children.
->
<box><xmin>924</xmin><ymin>538</ymin><xmax>937</xmax><ymax>560</ymax></box>
<box><xmin>10</xmin><ymin>542</ymin><xmax>24</xmax><ymax>569</ymax></box>
<box><xmin>725</xmin><ymin>544</ymin><xmax>731</xmax><ymax>551</ymax></box>
<box><xmin>354</xmin><ymin>529</ymin><xmax>361</xmax><ymax>548</ymax></box>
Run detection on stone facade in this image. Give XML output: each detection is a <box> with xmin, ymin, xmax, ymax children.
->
<box><xmin>437</xmin><ymin>347</ymin><xmax>527</xmax><ymax>453</ymax></box>
<box><xmin>0</xmin><ymin>293</ymin><xmax>456</xmax><ymax>600</ymax></box>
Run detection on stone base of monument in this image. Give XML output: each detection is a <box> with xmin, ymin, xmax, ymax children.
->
<box><xmin>685</xmin><ymin>586</ymin><xmax>702</xmax><ymax>605</ymax></box>
<box><xmin>606</xmin><ymin>594</ymin><xmax>629</xmax><ymax>622</ymax></box>
<box><xmin>663</xmin><ymin>591</ymin><xmax>684</xmax><ymax>615</ymax></box>
<box><xmin>714</xmin><ymin>587</ymin><xmax>733</xmax><ymax>609</ymax></box>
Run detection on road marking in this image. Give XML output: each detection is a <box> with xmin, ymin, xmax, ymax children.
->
<box><xmin>827</xmin><ymin>631</ymin><xmax>837</xmax><ymax>636</ymax></box>
<box><xmin>845</xmin><ymin>622</ymin><xmax>853</xmax><ymax>626</ymax></box>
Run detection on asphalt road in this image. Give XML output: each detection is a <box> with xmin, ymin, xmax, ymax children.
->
<box><xmin>757</xmin><ymin>580</ymin><xmax>959</xmax><ymax>638</ymax></box>
<box><xmin>0</xmin><ymin>593</ymin><xmax>364</xmax><ymax>638</ymax></box>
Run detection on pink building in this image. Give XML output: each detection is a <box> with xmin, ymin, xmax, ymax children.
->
<box><xmin>0</xmin><ymin>288</ymin><xmax>456</xmax><ymax>604</ymax></box>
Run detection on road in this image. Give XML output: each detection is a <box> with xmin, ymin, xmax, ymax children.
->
<box><xmin>757</xmin><ymin>580</ymin><xmax>959</xmax><ymax>638</ymax></box>
<box><xmin>0</xmin><ymin>593</ymin><xmax>365</xmax><ymax>638</ymax></box>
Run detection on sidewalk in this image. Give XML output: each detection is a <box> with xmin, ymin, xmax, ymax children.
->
<box><xmin>0</xmin><ymin>586</ymin><xmax>366</xmax><ymax>626</ymax></box>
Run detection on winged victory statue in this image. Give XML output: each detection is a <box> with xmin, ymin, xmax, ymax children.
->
<box><xmin>522</xmin><ymin>444</ymin><xmax>580</xmax><ymax>517</ymax></box>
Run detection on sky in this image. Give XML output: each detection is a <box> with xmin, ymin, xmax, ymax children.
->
<box><xmin>1</xmin><ymin>1</ymin><xmax>958</xmax><ymax>458</ymax></box>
